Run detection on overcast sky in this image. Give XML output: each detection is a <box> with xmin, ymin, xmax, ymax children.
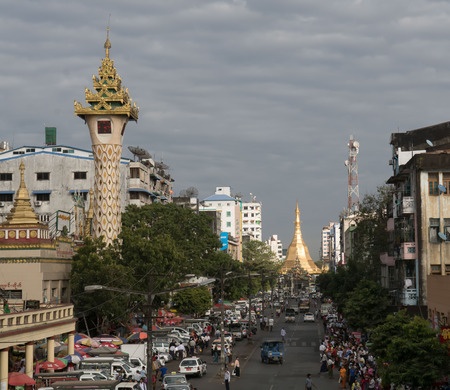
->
<box><xmin>1</xmin><ymin>0</ymin><xmax>450</xmax><ymax>260</ymax></box>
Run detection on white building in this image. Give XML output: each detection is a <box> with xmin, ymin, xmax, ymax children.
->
<box><xmin>241</xmin><ymin>195</ymin><xmax>262</xmax><ymax>241</ymax></box>
<box><xmin>0</xmin><ymin>144</ymin><xmax>173</xmax><ymax>237</ymax></box>
<box><xmin>266</xmin><ymin>234</ymin><xmax>284</xmax><ymax>262</ymax></box>
<box><xmin>200</xmin><ymin>186</ymin><xmax>242</xmax><ymax>261</ymax></box>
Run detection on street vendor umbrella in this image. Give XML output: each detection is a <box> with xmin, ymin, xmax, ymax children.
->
<box><xmin>63</xmin><ymin>353</ymin><xmax>82</xmax><ymax>364</ymax></box>
<box><xmin>76</xmin><ymin>337</ymin><xmax>100</xmax><ymax>348</ymax></box>
<box><xmin>100</xmin><ymin>341</ymin><xmax>118</xmax><ymax>349</ymax></box>
<box><xmin>40</xmin><ymin>357</ymin><xmax>68</xmax><ymax>370</ymax></box>
<box><xmin>127</xmin><ymin>331</ymin><xmax>148</xmax><ymax>342</ymax></box>
<box><xmin>8</xmin><ymin>372</ymin><xmax>36</xmax><ymax>386</ymax></box>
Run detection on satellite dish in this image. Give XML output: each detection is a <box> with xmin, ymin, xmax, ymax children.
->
<box><xmin>426</xmin><ymin>139</ymin><xmax>434</xmax><ymax>147</ymax></box>
<box><xmin>438</xmin><ymin>232</ymin><xmax>447</xmax><ymax>241</ymax></box>
<box><xmin>353</xmin><ymin>141</ymin><xmax>359</xmax><ymax>149</ymax></box>
<box><xmin>404</xmin><ymin>279</ymin><xmax>413</xmax><ymax>289</ymax></box>
<box><xmin>438</xmin><ymin>184</ymin><xmax>447</xmax><ymax>193</ymax></box>
<box><xmin>128</xmin><ymin>146</ymin><xmax>152</xmax><ymax>160</ymax></box>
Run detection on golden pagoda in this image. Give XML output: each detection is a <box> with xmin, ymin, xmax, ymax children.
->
<box><xmin>281</xmin><ymin>201</ymin><xmax>321</xmax><ymax>275</ymax></box>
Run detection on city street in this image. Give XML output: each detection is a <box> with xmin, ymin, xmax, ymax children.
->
<box><xmin>164</xmin><ymin>306</ymin><xmax>340</xmax><ymax>390</ymax></box>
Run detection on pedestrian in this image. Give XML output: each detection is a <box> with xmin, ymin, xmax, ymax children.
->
<box><xmin>213</xmin><ymin>344</ymin><xmax>219</xmax><ymax>363</ymax></box>
<box><xmin>224</xmin><ymin>365</ymin><xmax>231</xmax><ymax>390</ymax></box>
<box><xmin>233</xmin><ymin>356</ymin><xmax>240</xmax><ymax>377</ymax></box>
<box><xmin>327</xmin><ymin>356</ymin><xmax>334</xmax><ymax>379</ymax></box>
<box><xmin>339</xmin><ymin>365</ymin><xmax>347</xmax><ymax>389</ymax></box>
<box><xmin>138</xmin><ymin>377</ymin><xmax>147</xmax><ymax>390</ymax></box>
<box><xmin>305</xmin><ymin>373</ymin><xmax>317</xmax><ymax>390</ymax></box>
<box><xmin>268</xmin><ymin>316</ymin><xmax>274</xmax><ymax>332</ymax></box>
<box><xmin>281</xmin><ymin>327</ymin><xmax>286</xmax><ymax>342</ymax></box>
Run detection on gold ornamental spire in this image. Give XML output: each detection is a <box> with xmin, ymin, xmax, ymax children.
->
<box><xmin>4</xmin><ymin>162</ymin><xmax>41</xmax><ymax>226</ymax></box>
<box><xmin>282</xmin><ymin>201</ymin><xmax>321</xmax><ymax>275</ymax></box>
<box><xmin>74</xmin><ymin>30</ymin><xmax>139</xmax><ymax>121</ymax></box>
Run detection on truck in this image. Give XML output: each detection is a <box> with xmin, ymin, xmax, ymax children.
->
<box><xmin>260</xmin><ymin>340</ymin><xmax>284</xmax><ymax>364</ymax></box>
<box><xmin>320</xmin><ymin>303</ymin><xmax>333</xmax><ymax>317</ymax></box>
<box><xmin>285</xmin><ymin>308</ymin><xmax>295</xmax><ymax>323</ymax></box>
<box><xmin>298</xmin><ymin>299</ymin><xmax>310</xmax><ymax>313</ymax></box>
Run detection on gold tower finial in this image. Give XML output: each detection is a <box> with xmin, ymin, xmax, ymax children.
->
<box><xmin>104</xmin><ymin>17</ymin><xmax>111</xmax><ymax>58</ymax></box>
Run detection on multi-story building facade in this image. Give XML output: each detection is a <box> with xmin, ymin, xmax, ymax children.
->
<box><xmin>0</xmin><ymin>143</ymin><xmax>173</xmax><ymax>238</ymax></box>
<box><xmin>321</xmin><ymin>222</ymin><xmax>340</xmax><ymax>271</ymax></box>
<box><xmin>384</xmin><ymin>122</ymin><xmax>450</xmax><ymax>330</ymax></box>
<box><xmin>241</xmin><ymin>198</ymin><xmax>262</xmax><ymax>241</ymax></box>
<box><xmin>200</xmin><ymin>186</ymin><xmax>243</xmax><ymax>261</ymax></box>
<box><xmin>266</xmin><ymin>234</ymin><xmax>284</xmax><ymax>262</ymax></box>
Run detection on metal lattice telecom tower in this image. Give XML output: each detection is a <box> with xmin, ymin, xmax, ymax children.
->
<box><xmin>344</xmin><ymin>135</ymin><xmax>360</xmax><ymax>213</ymax></box>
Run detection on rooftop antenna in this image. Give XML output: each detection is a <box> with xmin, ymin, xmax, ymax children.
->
<box><xmin>345</xmin><ymin>135</ymin><xmax>360</xmax><ymax>214</ymax></box>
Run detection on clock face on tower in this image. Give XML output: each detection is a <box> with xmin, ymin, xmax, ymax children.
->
<box><xmin>97</xmin><ymin>120</ymin><xmax>112</xmax><ymax>134</ymax></box>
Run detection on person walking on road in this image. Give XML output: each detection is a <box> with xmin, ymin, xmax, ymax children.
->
<box><xmin>268</xmin><ymin>316</ymin><xmax>274</xmax><ymax>332</ymax></box>
<box><xmin>305</xmin><ymin>373</ymin><xmax>318</xmax><ymax>390</ymax></box>
<box><xmin>233</xmin><ymin>356</ymin><xmax>240</xmax><ymax>377</ymax></box>
<box><xmin>224</xmin><ymin>365</ymin><xmax>231</xmax><ymax>390</ymax></box>
<box><xmin>281</xmin><ymin>327</ymin><xmax>286</xmax><ymax>342</ymax></box>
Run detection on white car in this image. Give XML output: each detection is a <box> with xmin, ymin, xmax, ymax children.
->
<box><xmin>303</xmin><ymin>312</ymin><xmax>315</xmax><ymax>322</ymax></box>
<box><xmin>178</xmin><ymin>357</ymin><xmax>207</xmax><ymax>377</ymax></box>
<box><xmin>79</xmin><ymin>371</ymin><xmax>110</xmax><ymax>381</ymax></box>
<box><xmin>161</xmin><ymin>373</ymin><xmax>189</xmax><ymax>389</ymax></box>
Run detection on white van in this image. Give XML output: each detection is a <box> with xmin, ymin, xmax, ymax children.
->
<box><xmin>79</xmin><ymin>357</ymin><xmax>140</xmax><ymax>381</ymax></box>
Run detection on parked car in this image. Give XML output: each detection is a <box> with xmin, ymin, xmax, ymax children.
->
<box><xmin>178</xmin><ymin>357</ymin><xmax>207</xmax><ymax>377</ymax></box>
<box><xmin>161</xmin><ymin>373</ymin><xmax>189</xmax><ymax>389</ymax></box>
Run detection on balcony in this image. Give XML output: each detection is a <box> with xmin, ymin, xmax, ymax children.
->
<box><xmin>400</xmin><ymin>242</ymin><xmax>416</xmax><ymax>260</ymax></box>
<box><xmin>380</xmin><ymin>252</ymin><xmax>395</xmax><ymax>266</ymax></box>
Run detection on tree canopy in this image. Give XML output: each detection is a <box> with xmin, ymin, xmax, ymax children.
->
<box><xmin>71</xmin><ymin>203</ymin><xmax>222</xmax><ymax>333</ymax></box>
<box><xmin>370</xmin><ymin>310</ymin><xmax>450</xmax><ymax>388</ymax></box>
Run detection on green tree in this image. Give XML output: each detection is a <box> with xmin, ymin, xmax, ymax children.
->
<box><xmin>70</xmin><ymin>203</ymin><xmax>222</xmax><ymax>333</ymax></box>
<box><xmin>70</xmin><ymin>238</ymin><xmax>134</xmax><ymax>334</ymax></box>
<box><xmin>371</xmin><ymin>311</ymin><xmax>450</xmax><ymax>388</ymax></box>
<box><xmin>342</xmin><ymin>279</ymin><xmax>389</xmax><ymax>332</ymax></box>
<box><xmin>119</xmin><ymin>203</ymin><xmax>221</xmax><ymax>292</ymax></box>
<box><xmin>173</xmin><ymin>286</ymin><xmax>212</xmax><ymax>317</ymax></box>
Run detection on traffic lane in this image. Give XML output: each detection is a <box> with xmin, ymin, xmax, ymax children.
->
<box><xmin>162</xmin><ymin>336</ymin><xmax>260</xmax><ymax>389</ymax></box>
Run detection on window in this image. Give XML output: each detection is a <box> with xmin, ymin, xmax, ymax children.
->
<box><xmin>226</xmin><ymin>222</ymin><xmax>231</xmax><ymax>227</ymax></box>
<box><xmin>226</xmin><ymin>211</ymin><xmax>231</xmax><ymax>217</ymax></box>
<box><xmin>443</xmin><ymin>174</ymin><xmax>450</xmax><ymax>196</ymax></box>
<box><xmin>129</xmin><ymin>191</ymin><xmax>140</xmax><ymax>200</ymax></box>
<box><xmin>36</xmin><ymin>172</ymin><xmax>50</xmax><ymax>181</ymax></box>
<box><xmin>74</xmin><ymin>171</ymin><xmax>87</xmax><ymax>180</ymax></box>
<box><xmin>444</xmin><ymin>219</ymin><xmax>450</xmax><ymax>242</ymax></box>
<box><xmin>0</xmin><ymin>194</ymin><xmax>13</xmax><ymax>202</ymax></box>
<box><xmin>430</xmin><ymin>218</ymin><xmax>440</xmax><ymax>243</ymax></box>
<box><xmin>3</xmin><ymin>290</ymin><xmax>22</xmax><ymax>299</ymax></box>
<box><xmin>36</xmin><ymin>193</ymin><xmax>50</xmax><ymax>202</ymax></box>
<box><xmin>429</xmin><ymin>173</ymin><xmax>439</xmax><ymax>195</ymax></box>
<box><xmin>0</xmin><ymin>173</ymin><xmax>12</xmax><ymax>181</ymax></box>
<box><xmin>72</xmin><ymin>192</ymin><xmax>87</xmax><ymax>202</ymax></box>
<box><xmin>130</xmin><ymin>168</ymin><xmax>140</xmax><ymax>179</ymax></box>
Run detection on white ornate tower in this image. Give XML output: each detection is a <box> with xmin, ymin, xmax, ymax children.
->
<box><xmin>74</xmin><ymin>31</ymin><xmax>138</xmax><ymax>245</ymax></box>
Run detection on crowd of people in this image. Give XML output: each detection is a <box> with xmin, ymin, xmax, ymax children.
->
<box><xmin>318</xmin><ymin>311</ymin><xmax>380</xmax><ymax>390</ymax></box>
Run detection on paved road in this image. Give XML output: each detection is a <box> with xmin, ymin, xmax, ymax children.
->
<box><xmin>163</xmin><ymin>306</ymin><xmax>340</xmax><ymax>390</ymax></box>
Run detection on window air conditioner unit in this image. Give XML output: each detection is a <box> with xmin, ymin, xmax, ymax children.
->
<box><xmin>34</xmin><ymin>201</ymin><xmax>42</xmax><ymax>207</ymax></box>
<box><xmin>0</xmin><ymin>202</ymin><xmax>4</xmax><ymax>207</ymax></box>
<box><xmin>388</xmin><ymin>159</ymin><xmax>393</xmax><ymax>166</ymax></box>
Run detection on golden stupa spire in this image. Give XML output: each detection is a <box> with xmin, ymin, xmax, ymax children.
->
<box><xmin>104</xmin><ymin>25</ymin><xmax>111</xmax><ymax>59</ymax></box>
<box><xmin>282</xmin><ymin>201</ymin><xmax>321</xmax><ymax>275</ymax></box>
<box><xmin>4</xmin><ymin>161</ymin><xmax>41</xmax><ymax>226</ymax></box>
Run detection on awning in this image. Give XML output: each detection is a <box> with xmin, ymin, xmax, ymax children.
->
<box><xmin>0</xmin><ymin>191</ymin><xmax>15</xmax><ymax>195</ymax></box>
<box><xmin>128</xmin><ymin>188</ymin><xmax>153</xmax><ymax>195</ymax></box>
<box><xmin>69</xmin><ymin>189</ymin><xmax>89</xmax><ymax>194</ymax></box>
<box><xmin>32</xmin><ymin>190</ymin><xmax>52</xmax><ymax>194</ymax></box>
